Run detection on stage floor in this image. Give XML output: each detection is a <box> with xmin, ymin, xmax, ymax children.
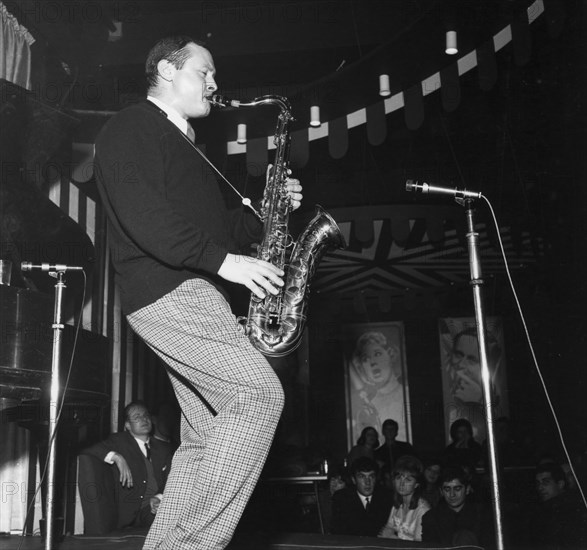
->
<box><xmin>0</xmin><ymin>531</ymin><xmax>472</xmax><ymax>550</ymax></box>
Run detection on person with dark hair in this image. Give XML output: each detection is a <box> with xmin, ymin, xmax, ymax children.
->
<box><xmin>443</xmin><ymin>325</ymin><xmax>505</xmax><ymax>444</ymax></box>
<box><xmin>421</xmin><ymin>458</ymin><xmax>442</xmax><ymax>508</ymax></box>
<box><xmin>94</xmin><ymin>34</ymin><xmax>302</xmax><ymax>549</ymax></box>
<box><xmin>524</xmin><ymin>462</ymin><xmax>587</xmax><ymax>549</ymax></box>
<box><xmin>442</xmin><ymin>418</ymin><xmax>483</xmax><ymax>471</ymax></box>
<box><xmin>330</xmin><ymin>457</ymin><xmax>392</xmax><ymax>536</ymax></box>
<box><xmin>421</xmin><ymin>465</ymin><xmax>491</xmax><ymax>546</ymax></box>
<box><xmin>379</xmin><ymin>455</ymin><xmax>431</xmax><ymax>541</ymax></box>
<box><xmin>347</xmin><ymin>426</ymin><xmax>379</xmax><ymax>465</ymax></box>
<box><xmin>374</xmin><ymin>418</ymin><xmax>416</xmax><ymax>473</ymax></box>
<box><xmin>81</xmin><ymin>401</ymin><xmax>173</xmax><ymax>529</ymax></box>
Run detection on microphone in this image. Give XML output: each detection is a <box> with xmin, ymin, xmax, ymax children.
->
<box><xmin>406</xmin><ymin>180</ymin><xmax>482</xmax><ymax>199</ymax></box>
<box><xmin>21</xmin><ymin>262</ymin><xmax>83</xmax><ymax>272</ymax></box>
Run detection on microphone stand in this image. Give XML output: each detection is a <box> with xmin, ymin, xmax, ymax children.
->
<box><xmin>460</xmin><ymin>197</ymin><xmax>504</xmax><ymax>550</ymax></box>
<box><xmin>44</xmin><ymin>270</ymin><xmax>66</xmax><ymax>550</ymax></box>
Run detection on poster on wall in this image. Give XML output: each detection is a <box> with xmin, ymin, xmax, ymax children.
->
<box><xmin>438</xmin><ymin>317</ymin><xmax>508</xmax><ymax>445</ymax></box>
<box><xmin>343</xmin><ymin>322</ymin><xmax>411</xmax><ymax>447</ymax></box>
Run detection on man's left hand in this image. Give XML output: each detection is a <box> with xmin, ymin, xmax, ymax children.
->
<box><xmin>285</xmin><ymin>177</ymin><xmax>302</xmax><ymax>211</ymax></box>
<box><xmin>266</xmin><ymin>164</ymin><xmax>302</xmax><ymax>211</ymax></box>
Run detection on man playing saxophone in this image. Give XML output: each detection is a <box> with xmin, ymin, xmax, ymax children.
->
<box><xmin>94</xmin><ymin>35</ymin><xmax>302</xmax><ymax>550</ymax></box>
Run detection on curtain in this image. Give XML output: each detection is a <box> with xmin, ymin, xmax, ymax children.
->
<box><xmin>0</xmin><ymin>1</ymin><xmax>35</xmax><ymax>90</ymax></box>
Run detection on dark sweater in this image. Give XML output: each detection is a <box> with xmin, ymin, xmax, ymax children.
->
<box><xmin>94</xmin><ymin>100</ymin><xmax>262</xmax><ymax>314</ymax></box>
<box><xmin>421</xmin><ymin>499</ymin><xmax>491</xmax><ymax>546</ymax></box>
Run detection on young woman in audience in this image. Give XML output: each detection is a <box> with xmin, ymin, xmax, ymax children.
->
<box><xmin>379</xmin><ymin>455</ymin><xmax>431</xmax><ymax>541</ymax></box>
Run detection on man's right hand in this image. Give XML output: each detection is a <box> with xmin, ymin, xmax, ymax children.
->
<box><xmin>112</xmin><ymin>453</ymin><xmax>133</xmax><ymax>488</ymax></box>
<box><xmin>217</xmin><ymin>253</ymin><xmax>284</xmax><ymax>299</ymax></box>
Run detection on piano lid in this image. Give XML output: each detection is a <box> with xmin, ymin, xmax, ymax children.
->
<box><xmin>1</xmin><ymin>79</ymin><xmax>95</xmax><ymax>305</ymax></box>
<box><xmin>0</xmin><ymin>285</ymin><xmax>109</xmax><ymax>406</ymax></box>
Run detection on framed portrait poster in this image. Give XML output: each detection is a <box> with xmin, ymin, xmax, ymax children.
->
<box><xmin>343</xmin><ymin>322</ymin><xmax>411</xmax><ymax>447</ymax></box>
<box><xmin>438</xmin><ymin>317</ymin><xmax>509</xmax><ymax>444</ymax></box>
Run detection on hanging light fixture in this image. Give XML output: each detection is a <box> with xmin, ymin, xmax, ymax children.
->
<box><xmin>310</xmin><ymin>105</ymin><xmax>321</xmax><ymax>127</ymax></box>
<box><xmin>445</xmin><ymin>30</ymin><xmax>458</xmax><ymax>55</ymax></box>
<box><xmin>379</xmin><ymin>74</ymin><xmax>391</xmax><ymax>97</ymax></box>
<box><xmin>237</xmin><ymin>123</ymin><xmax>247</xmax><ymax>144</ymax></box>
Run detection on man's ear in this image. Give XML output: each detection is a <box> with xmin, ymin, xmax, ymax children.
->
<box><xmin>157</xmin><ymin>59</ymin><xmax>175</xmax><ymax>82</ymax></box>
<box><xmin>465</xmin><ymin>484</ymin><xmax>472</xmax><ymax>495</ymax></box>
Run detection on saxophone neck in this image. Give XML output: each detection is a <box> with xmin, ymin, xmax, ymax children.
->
<box><xmin>211</xmin><ymin>94</ymin><xmax>293</xmax><ymax>120</ymax></box>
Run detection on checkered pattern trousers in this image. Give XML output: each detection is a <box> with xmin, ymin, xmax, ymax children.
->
<box><xmin>127</xmin><ymin>279</ymin><xmax>284</xmax><ymax>550</ymax></box>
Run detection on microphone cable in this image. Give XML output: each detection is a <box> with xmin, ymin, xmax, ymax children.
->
<box><xmin>482</xmin><ymin>196</ymin><xmax>587</xmax><ymax>512</ymax></box>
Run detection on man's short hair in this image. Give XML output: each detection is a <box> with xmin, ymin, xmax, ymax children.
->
<box><xmin>124</xmin><ymin>400</ymin><xmax>149</xmax><ymax>422</ymax></box>
<box><xmin>382</xmin><ymin>418</ymin><xmax>399</xmax><ymax>430</ymax></box>
<box><xmin>440</xmin><ymin>465</ymin><xmax>470</xmax><ymax>486</ymax></box>
<box><xmin>350</xmin><ymin>457</ymin><xmax>379</xmax><ymax>477</ymax></box>
<box><xmin>535</xmin><ymin>462</ymin><xmax>567</xmax><ymax>487</ymax></box>
<box><xmin>145</xmin><ymin>35</ymin><xmax>205</xmax><ymax>88</ymax></box>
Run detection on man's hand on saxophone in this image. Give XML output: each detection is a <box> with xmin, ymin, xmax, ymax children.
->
<box><xmin>285</xmin><ymin>177</ymin><xmax>303</xmax><ymax>211</ymax></box>
<box><xmin>217</xmin><ymin>254</ymin><xmax>284</xmax><ymax>299</ymax></box>
<box><xmin>266</xmin><ymin>163</ymin><xmax>303</xmax><ymax>211</ymax></box>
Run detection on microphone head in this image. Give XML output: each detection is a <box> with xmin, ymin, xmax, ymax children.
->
<box><xmin>21</xmin><ymin>261</ymin><xmax>33</xmax><ymax>272</ymax></box>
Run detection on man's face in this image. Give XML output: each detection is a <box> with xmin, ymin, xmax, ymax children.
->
<box><xmin>536</xmin><ymin>472</ymin><xmax>565</xmax><ymax>502</ymax></box>
<box><xmin>442</xmin><ymin>479</ymin><xmax>469</xmax><ymax>511</ymax></box>
<box><xmin>451</xmin><ymin>334</ymin><xmax>480</xmax><ymax>378</ymax></box>
<box><xmin>359</xmin><ymin>342</ymin><xmax>394</xmax><ymax>385</ymax></box>
<box><xmin>382</xmin><ymin>423</ymin><xmax>398</xmax><ymax>442</ymax></box>
<box><xmin>165</xmin><ymin>43</ymin><xmax>218</xmax><ymax>119</ymax></box>
<box><xmin>353</xmin><ymin>470</ymin><xmax>377</xmax><ymax>497</ymax></box>
<box><xmin>125</xmin><ymin>405</ymin><xmax>152</xmax><ymax>437</ymax></box>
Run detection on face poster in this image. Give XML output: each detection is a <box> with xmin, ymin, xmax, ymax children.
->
<box><xmin>343</xmin><ymin>322</ymin><xmax>411</xmax><ymax>446</ymax></box>
<box><xmin>438</xmin><ymin>317</ymin><xmax>509</xmax><ymax>444</ymax></box>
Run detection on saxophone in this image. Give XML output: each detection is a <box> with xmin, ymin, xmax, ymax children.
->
<box><xmin>211</xmin><ymin>94</ymin><xmax>346</xmax><ymax>356</ymax></box>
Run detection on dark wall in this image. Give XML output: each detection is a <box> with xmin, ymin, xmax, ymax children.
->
<box><xmin>307</xmin><ymin>271</ymin><xmax>585</xmax><ymax>467</ymax></box>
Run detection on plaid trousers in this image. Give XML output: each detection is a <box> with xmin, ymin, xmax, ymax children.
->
<box><xmin>127</xmin><ymin>279</ymin><xmax>284</xmax><ymax>550</ymax></box>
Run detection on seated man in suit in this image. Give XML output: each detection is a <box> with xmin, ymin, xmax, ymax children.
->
<box><xmin>330</xmin><ymin>457</ymin><xmax>392</xmax><ymax>536</ymax></box>
<box><xmin>81</xmin><ymin>401</ymin><xmax>173</xmax><ymax>529</ymax></box>
<box><xmin>421</xmin><ymin>465</ymin><xmax>492</xmax><ymax>546</ymax></box>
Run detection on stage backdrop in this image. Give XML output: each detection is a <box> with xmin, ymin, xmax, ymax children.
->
<box><xmin>343</xmin><ymin>322</ymin><xmax>411</xmax><ymax>447</ymax></box>
<box><xmin>438</xmin><ymin>317</ymin><xmax>509</xmax><ymax>445</ymax></box>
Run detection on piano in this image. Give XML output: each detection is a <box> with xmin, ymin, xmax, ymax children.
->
<box><xmin>1</xmin><ymin>78</ymin><xmax>110</xmax><ymax>535</ymax></box>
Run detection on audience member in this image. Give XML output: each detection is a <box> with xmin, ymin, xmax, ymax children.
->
<box><xmin>421</xmin><ymin>458</ymin><xmax>442</xmax><ymax>508</ymax></box>
<box><xmin>150</xmin><ymin>401</ymin><xmax>180</xmax><ymax>450</ymax></box>
<box><xmin>374</xmin><ymin>418</ymin><xmax>416</xmax><ymax>474</ymax></box>
<box><xmin>379</xmin><ymin>455</ymin><xmax>430</xmax><ymax>541</ymax></box>
<box><xmin>421</xmin><ymin>465</ymin><xmax>492</xmax><ymax>546</ymax></box>
<box><xmin>524</xmin><ymin>462</ymin><xmax>587</xmax><ymax>549</ymax></box>
<box><xmin>442</xmin><ymin>418</ymin><xmax>483</xmax><ymax>471</ymax></box>
<box><xmin>81</xmin><ymin>401</ymin><xmax>173</xmax><ymax>529</ymax></box>
<box><xmin>330</xmin><ymin>457</ymin><xmax>392</xmax><ymax>536</ymax></box>
<box><xmin>347</xmin><ymin>427</ymin><xmax>379</xmax><ymax>465</ymax></box>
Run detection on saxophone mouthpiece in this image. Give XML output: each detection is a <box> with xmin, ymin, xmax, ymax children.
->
<box><xmin>210</xmin><ymin>94</ymin><xmax>241</xmax><ymax>108</ymax></box>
